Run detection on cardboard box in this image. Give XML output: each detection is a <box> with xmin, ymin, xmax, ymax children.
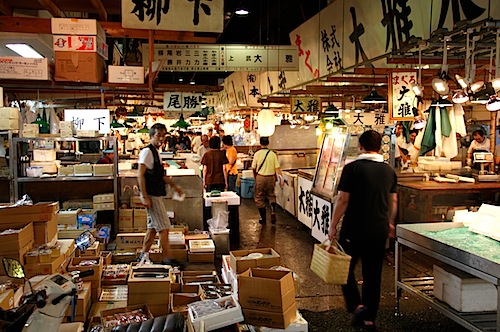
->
<box><xmin>64</xmin><ymin>281</ymin><xmax>91</xmax><ymax>317</ymax></box>
<box><xmin>54</xmin><ymin>52</ymin><xmax>105</xmax><ymax>83</ymax></box>
<box><xmin>0</xmin><ymin>119</ymin><xmax>19</xmax><ymax>130</ymax></box>
<box><xmin>33</xmin><ymin>214</ymin><xmax>58</xmax><ymax>245</ymax></box>
<box><xmin>89</xmin><ymin>301</ymin><xmax>127</xmax><ymax>319</ymax></box>
<box><xmin>77</xmin><ymin>241</ymin><xmax>100</xmax><ymax>257</ymax></box>
<box><xmin>433</xmin><ymin>264</ymin><xmax>497</xmax><ymax>312</ymax></box>
<box><xmin>93</xmin><ymin>193</ymin><xmax>114</xmax><ymax>203</ymax></box>
<box><xmin>128</xmin><ymin>270</ymin><xmax>171</xmax><ymax>316</ymax></box>
<box><xmin>182</xmin><ymin>275</ymin><xmax>220</xmax><ymax>293</ymax></box>
<box><xmin>0</xmin><ymin>107</ymin><xmax>19</xmax><ymax>119</ymax></box>
<box><xmin>118</xmin><ymin>209</ymin><xmax>133</xmax><ymax>229</ymax></box>
<box><xmin>94</xmin><ymin>202</ymin><xmax>115</xmax><ymax>211</ymax></box>
<box><xmin>230</xmin><ymin>248</ymin><xmax>281</xmax><ymax>274</ymax></box>
<box><xmin>0</xmin><ymin>57</ymin><xmax>49</xmax><ymax>80</ymax></box>
<box><xmin>189</xmin><ymin>239</ymin><xmax>215</xmax><ymax>253</ymax></box>
<box><xmin>58</xmin><ymin>228</ymin><xmax>96</xmax><ymax>240</ymax></box>
<box><xmin>93</xmin><ymin>164</ymin><xmax>114</xmax><ymax>176</ymax></box>
<box><xmin>116</xmin><ymin>233</ymin><xmax>145</xmax><ymax>250</ymax></box>
<box><xmin>53</xmin><ymin>35</ymin><xmax>108</xmax><ymax>60</ymax></box>
<box><xmin>57</xmin><ymin>209</ymin><xmax>82</xmax><ymax>226</ymax></box>
<box><xmin>33</xmin><ymin>149</ymin><xmax>56</xmax><ymax>162</ymax></box>
<box><xmin>188</xmin><ymin>251</ymin><xmax>215</xmax><ymax>263</ymax></box>
<box><xmin>0</xmin><ymin>242</ymin><xmax>33</xmax><ymax>275</ymax></box>
<box><xmin>51</xmin><ymin>18</ymin><xmax>106</xmax><ymax>40</ymax></box>
<box><xmin>58</xmin><ymin>165</ymin><xmax>75</xmax><ymax>176</ymax></box>
<box><xmin>24</xmin><ymin>252</ymin><xmax>65</xmax><ymax>278</ymax></box>
<box><xmin>73</xmin><ymin>163</ymin><xmax>93</xmax><ymax>176</ymax></box>
<box><xmin>100</xmin><ymin>304</ymin><xmax>153</xmax><ymax>332</ymax></box>
<box><xmin>188</xmin><ymin>295</ymin><xmax>244</xmax><ymax>332</ymax></box>
<box><xmin>133</xmin><ymin>209</ymin><xmax>147</xmax><ymax>229</ymax></box>
<box><xmin>58</xmin><ymin>322</ymin><xmax>84</xmax><ymax>332</ymax></box>
<box><xmin>170</xmin><ymin>293</ymin><xmax>201</xmax><ymax>317</ymax></box>
<box><xmin>0</xmin><ymin>201</ymin><xmax>58</xmax><ymax>217</ymax></box>
<box><xmin>130</xmin><ymin>196</ymin><xmax>144</xmax><ymax>208</ymax></box>
<box><xmin>108</xmin><ymin>66</ymin><xmax>145</xmax><ymax>84</ymax></box>
<box><xmin>62</xmin><ymin>200</ymin><xmax>93</xmax><ymax>210</ymax></box>
<box><xmin>242</xmin><ymin>303</ymin><xmax>297</xmax><ymax>330</ymax></box>
<box><xmin>0</xmin><ymin>223</ymin><xmax>34</xmax><ymax>251</ymax></box>
<box><xmin>0</xmin><ymin>289</ymin><xmax>14</xmax><ymax>310</ymax></box>
<box><xmin>238</xmin><ymin>269</ymin><xmax>295</xmax><ymax>312</ymax></box>
<box><xmin>171</xmin><ymin>244</ymin><xmax>188</xmax><ymax>262</ymax></box>
<box><xmin>68</xmin><ymin>256</ymin><xmax>103</xmax><ymax>282</ymax></box>
<box><xmin>258</xmin><ymin>311</ymin><xmax>309</xmax><ymax>332</ymax></box>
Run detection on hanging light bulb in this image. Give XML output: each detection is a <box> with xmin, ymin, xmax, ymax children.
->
<box><xmin>486</xmin><ymin>95</ymin><xmax>500</xmax><ymax>111</ymax></box>
<box><xmin>431</xmin><ymin>78</ymin><xmax>449</xmax><ymax>95</ymax></box>
<box><xmin>455</xmin><ymin>74</ymin><xmax>468</xmax><ymax>89</ymax></box>
<box><xmin>325</xmin><ymin>121</ymin><xmax>333</xmax><ymax>130</ymax></box>
<box><xmin>452</xmin><ymin>90</ymin><xmax>469</xmax><ymax>104</ymax></box>
<box><xmin>410</xmin><ymin>83</ymin><xmax>424</xmax><ymax>96</ymax></box>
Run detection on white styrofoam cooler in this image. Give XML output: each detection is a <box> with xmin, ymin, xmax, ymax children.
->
<box><xmin>188</xmin><ymin>295</ymin><xmax>244</xmax><ymax>332</ymax></box>
<box><xmin>433</xmin><ymin>264</ymin><xmax>497</xmax><ymax>312</ymax></box>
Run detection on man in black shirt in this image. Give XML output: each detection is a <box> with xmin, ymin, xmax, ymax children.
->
<box><xmin>328</xmin><ymin>130</ymin><xmax>398</xmax><ymax>330</ymax></box>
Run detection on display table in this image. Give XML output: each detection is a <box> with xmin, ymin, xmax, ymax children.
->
<box><xmin>396</xmin><ymin>223</ymin><xmax>500</xmax><ymax>331</ymax></box>
<box><xmin>397</xmin><ymin>181</ymin><xmax>500</xmax><ymax>223</ymax></box>
<box><xmin>203</xmin><ymin>191</ymin><xmax>240</xmax><ymax>247</ymax></box>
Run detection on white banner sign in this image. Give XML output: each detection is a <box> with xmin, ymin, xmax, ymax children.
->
<box><xmin>389</xmin><ymin>70</ymin><xmax>418</xmax><ymax>121</ymax></box>
<box><xmin>121</xmin><ymin>0</ymin><xmax>224</xmax><ymax>33</ymax></box>
<box><xmin>64</xmin><ymin>109</ymin><xmax>110</xmax><ymax>135</ymax></box>
<box><xmin>143</xmin><ymin>44</ymin><xmax>299</xmax><ymax>71</ymax></box>
<box><xmin>163</xmin><ymin>92</ymin><xmax>202</xmax><ymax>112</ymax></box>
<box><xmin>297</xmin><ymin>176</ymin><xmax>313</xmax><ymax>228</ymax></box>
<box><xmin>311</xmin><ymin>194</ymin><xmax>332</xmax><ymax>242</ymax></box>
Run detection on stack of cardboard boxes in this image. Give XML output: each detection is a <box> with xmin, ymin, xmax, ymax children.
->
<box><xmin>52</xmin><ymin>18</ymin><xmax>107</xmax><ymax>83</ymax></box>
<box><xmin>0</xmin><ymin>107</ymin><xmax>20</xmax><ymax>130</ymax></box>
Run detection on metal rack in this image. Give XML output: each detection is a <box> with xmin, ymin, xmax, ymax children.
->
<box><xmin>396</xmin><ymin>223</ymin><xmax>500</xmax><ymax>332</ymax></box>
<box><xmin>0</xmin><ymin>130</ymin><xmax>18</xmax><ymax>203</ymax></box>
<box><xmin>11</xmin><ymin>135</ymin><xmax>118</xmax><ymax>225</ymax></box>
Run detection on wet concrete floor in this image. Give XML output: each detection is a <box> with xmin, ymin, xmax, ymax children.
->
<box><xmin>236</xmin><ymin>198</ymin><xmax>469</xmax><ymax>332</ymax></box>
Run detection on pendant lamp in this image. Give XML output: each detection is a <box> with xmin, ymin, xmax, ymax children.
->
<box><xmin>432</xmin><ymin>37</ymin><xmax>451</xmax><ymax>95</ymax></box>
<box><xmin>257</xmin><ymin>109</ymin><xmax>275</xmax><ymax>136</ymax></box>
<box><xmin>361</xmin><ymin>88</ymin><xmax>387</xmax><ymax>104</ymax></box>
<box><xmin>452</xmin><ymin>90</ymin><xmax>469</xmax><ymax>104</ymax></box>
<box><xmin>486</xmin><ymin>95</ymin><xmax>500</xmax><ymax>111</ymax></box>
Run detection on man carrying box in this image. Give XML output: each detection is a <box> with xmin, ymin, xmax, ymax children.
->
<box><xmin>137</xmin><ymin>123</ymin><xmax>184</xmax><ymax>265</ymax></box>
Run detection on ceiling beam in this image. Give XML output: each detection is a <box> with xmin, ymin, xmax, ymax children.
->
<box><xmin>0</xmin><ymin>17</ymin><xmax>217</xmax><ymax>43</ymax></box>
<box><xmin>36</xmin><ymin>0</ymin><xmax>63</xmax><ymax>17</ymax></box>
<box><xmin>89</xmin><ymin>0</ymin><xmax>108</xmax><ymax>21</ymax></box>
<box><xmin>0</xmin><ymin>0</ymin><xmax>13</xmax><ymax>16</ymax></box>
<box><xmin>326</xmin><ymin>77</ymin><xmax>387</xmax><ymax>84</ymax></box>
<box><xmin>387</xmin><ymin>56</ymin><xmax>491</xmax><ymax>65</ymax></box>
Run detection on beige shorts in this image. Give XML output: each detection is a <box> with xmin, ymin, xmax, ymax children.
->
<box><xmin>146</xmin><ymin>196</ymin><xmax>171</xmax><ymax>232</ymax></box>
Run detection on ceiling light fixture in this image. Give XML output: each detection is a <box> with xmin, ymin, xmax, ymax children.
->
<box><xmin>189</xmin><ymin>80</ymin><xmax>195</xmax><ymax>85</ymax></box>
<box><xmin>455</xmin><ymin>74</ymin><xmax>468</xmax><ymax>89</ymax></box>
<box><xmin>486</xmin><ymin>95</ymin><xmax>500</xmax><ymax>111</ymax></box>
<box><xmin>432</xmin><ymin>37</ymin><xmax>451</xmax><ymax>95</ymax></box>
<box><xmin>470</xmin><ymin>80</ymin><xmax>484</xmax><ymax>92</ymax></box>
<box><xmin>410</xmin><ymin>83</ymin><xmax>424</xmax><ymax>96</ymax></box>
<box><xmin>361</xmin><ymin>88</ymin><xmax>387</xmax><ymax>104</ymax></box>
<box><xmin>235</xmin><ymin>8</ymin><xmax>250</xmax><ymax>16</ymax></box>
<box><xmin>432</xmin><ymin>77</ymin><xmax>449</xmax><ymax>95</ymax></box>
<box><xmin>452</xmin><ymin>89</ymin><xmax>469</xmax><ymax>104</ymax></box>
<box><xmin>6</xmin><ymin>43</ymin><xmax>43</xmax><ymax>58</ymax></box>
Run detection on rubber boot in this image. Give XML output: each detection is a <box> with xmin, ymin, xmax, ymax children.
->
<box><xmin>270</xmin><ymin>203</ymin><xmax>277</xmax><ymax>224</ymax></box>
<box><xmin>258</xmin><ymin>208</ymin><xmax>267</xmax><ymax>224</ymax></box>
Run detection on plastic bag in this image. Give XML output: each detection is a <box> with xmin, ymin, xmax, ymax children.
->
<box><xmin>207</xmin><ymin>210</ymin><xmax>229</xmax><ymax>234</ymax></box>
<box><xmin>10</xmin><ymin>194</ymin><xmax>34</xmax><ymax>208</ymax></box>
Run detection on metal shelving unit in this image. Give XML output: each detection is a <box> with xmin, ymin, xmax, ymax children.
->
<box><xmin>11</xmin><ymin>135</ymin><xmax>118</xmax><ymax>226</ymax></box>
<box><xmin>0</xmin><ymin>130</ymin><xmax>18</xmax><ymax>203</ymax></box>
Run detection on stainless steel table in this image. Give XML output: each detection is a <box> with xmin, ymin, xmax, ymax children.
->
<box><xmin>396</xmin><ymin>223</ymin><xmax>500</xmax><ymax>332</ymax></box>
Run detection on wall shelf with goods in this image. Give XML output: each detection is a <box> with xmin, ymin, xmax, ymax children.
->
<box><xmin>11</xmin><ymin>136</ymin><xmax>119</xmax><ymax>230</ymax></box>
<box><xmin>0</xmin><ymin>130</ymin><xmax>18</xmax><ymax>203</ymax></box>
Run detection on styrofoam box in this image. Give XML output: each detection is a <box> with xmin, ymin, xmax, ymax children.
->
<box><xmin>108</xmin><ymin>66</ymin><xmax>145</xmax><ymax>84</ymax></box>
<box><xmin>51</xmin><ymin>18</ymin><xmax>106</xmax><ymax>40</ymax></box>
<box><xmin>0</xmin><ymin>107</ymin><xmax>19</xmax><ymax>119</ymax></box>
<box><xmin>33</xmin><ymin>149</ymin><xmax>56</xmax><ymax>162</ymax></box>
<box><xmin>30</xmin><ymin>161</ymin><xmax>57</xmax><ymax>173</ymax></box>
<box><xmin>433</xmin><ymin>264</ymin><xmax>497</xmax><ymax>312</ymax></box>
<box><xmin>241</xmin><ymin>170</ymin><xmax>254</xmax><ymax>179</ymax></box>
<box><xmin>188</xmin><ymin>295</ymin><xmax>244</xmax><ymax>332</ymax></box>
<box><xmin>258</xmin><ymin>311</ymin><xmax>308</xmax><ymax>332</ymax></box>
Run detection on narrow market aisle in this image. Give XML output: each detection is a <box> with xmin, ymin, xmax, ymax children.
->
<box><xmin>236</xmin><ymin>198</ymin><xmax>468</xmax><ymax>332</ymax></box>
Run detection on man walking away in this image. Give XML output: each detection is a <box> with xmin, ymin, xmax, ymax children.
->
<box><xmin>222</xmin><ymin>135</ymin><xmax>238</xmax><ymax>192</ymax></box>
<box><xmin>252</xmin><ymin>137</ymin><xmax>283</xmax><ymax>224</ymax></box>
<box><xmin>328</xmin><ymin>130</ymin><xmax>398</xmax><ymax>331</ymax></box>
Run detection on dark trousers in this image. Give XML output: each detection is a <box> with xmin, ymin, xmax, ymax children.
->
<box><xmin>339</xmin><ymin>236</ymin><xmax>387</xmax><ymax>322</ymax></box>
<box><xmin>228</xmin><ymin>174</ymin><xmax>237</xmax><ymax>192</ymax></box>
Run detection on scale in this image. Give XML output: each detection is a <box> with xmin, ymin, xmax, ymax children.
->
<box><xmin>473</xmin><ymin>152</ymin><xmax>500</xmax><ymax>182</ymax></box>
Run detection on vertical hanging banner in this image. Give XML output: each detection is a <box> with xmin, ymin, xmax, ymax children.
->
<box><xmin>164</xmin><ymin>92</ymin><xmax>202</xmax><ymax>112</ymax></box>
<box><xmin>388</xmin><ymin>70</ymin><xmax>418</xmax><ymax>121</ymax></box>
<box><xmin>311</xmin><ymin>195</ymin><xmax>332</xmax><ymax>242</ymax></box>
<box><xmin>121</xmin><ymin>0</ymin><xmax>224</xmax><ymax>32</ymax></box>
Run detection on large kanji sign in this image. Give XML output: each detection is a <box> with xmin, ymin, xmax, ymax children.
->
<box><xmin>388</xmin><ymin>69</ymin><xmax>418</xmax><ymax>121</ymax></box>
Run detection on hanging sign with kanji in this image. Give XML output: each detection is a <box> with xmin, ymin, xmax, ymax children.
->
<box><xmin>290</xmin><ymin>96</ymin><xmax>321</xmax><ymax>113</ymax></box>
<box><xmin>388</xmin><ymin>70</ymin><xmax>418</xmax><ymax>121</ymax></box>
